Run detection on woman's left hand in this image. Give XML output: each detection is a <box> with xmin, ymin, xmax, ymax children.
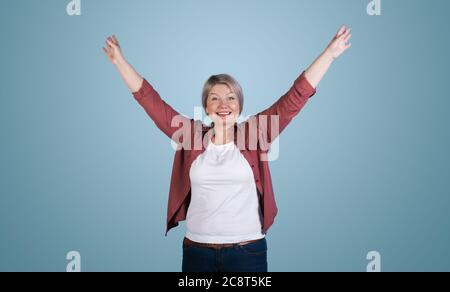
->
<box><xmin>324</xmin><ymin>24</ymin><xmax>352</xmax><ymax>60</ymax></box>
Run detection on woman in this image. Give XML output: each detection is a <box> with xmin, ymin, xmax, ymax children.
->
<box><xmin>102</xmin><ymin>25</ymin><xmax>352</xmax><ymax>272</ymax></box>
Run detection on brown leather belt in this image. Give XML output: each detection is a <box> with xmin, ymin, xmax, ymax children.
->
<box><xmin>183</xmin><ymin>237</ymin><xmax>262</xmax><ymax>250</ymax></box>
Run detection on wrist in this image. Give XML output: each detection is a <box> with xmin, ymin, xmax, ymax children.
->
<box><xmin>322</xmin><ymin>49</ymin><xmax>335</xmax><ymax>63</ymax></box>
<box><xmin>114</xmin><ymin>56</ymin><xmax>128</xmax><ymax>68</ymax></box>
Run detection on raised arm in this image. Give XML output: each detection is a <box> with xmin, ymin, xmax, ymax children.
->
<box><xmin>254</xmin><ymin>25</ymin><xmax>352</xmax><ymax>146</ymax></box>
<box><xmin>305</xmin><ymin>24</ymin><xmax>352</xmax><ymax>88</ymax></box>
<box><xmin>102</xmin><ymin>35</ymin><xmax>143</xmax><ymax>93</ymax></box>
<box><xmin>102</xmin><ymin>35</ymin><xmax>191</xmax><ymax>141</ymax></box>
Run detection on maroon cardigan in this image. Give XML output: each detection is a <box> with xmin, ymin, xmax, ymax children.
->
<box><xmin>132</xmin><ymin>71</ymin><xmax>316</xmax><ymax>235</ymax></box>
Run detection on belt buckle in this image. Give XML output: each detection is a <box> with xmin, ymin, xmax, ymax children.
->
<box><xmin>209</xmin><ymin>243</ymin><xmax>232</xmax><ymax>250</ymax></box>
<box><xmin>184</xmin><ymin>237</ymin><xmax>258</xmax><ymax>249</ymax></box>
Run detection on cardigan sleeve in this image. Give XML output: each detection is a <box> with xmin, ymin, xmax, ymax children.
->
<box><xmin>252</xmin><ymin>71</ymin><xmax>316</xmax><ymax>147</ymax></box>
<box><xmin>132</xmin><ymin>79</ymin><xmax>192</xmax><ymax>144</ymax></box>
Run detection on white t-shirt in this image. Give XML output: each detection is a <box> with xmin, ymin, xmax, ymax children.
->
<box><xmin>186</xmin><ymin>138</ymin><xmax>265</xmax><ymax>244</ymax></box>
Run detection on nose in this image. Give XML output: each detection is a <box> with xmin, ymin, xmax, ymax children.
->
<box><xmin>218</xmin><ymin>105</ymin><xmax>231</xmax><ymax>111</ymax></box>
<box><xmin>219</xmin><ymin>98</ymin><xmax>233</xmax><ymax>107</ymax></box>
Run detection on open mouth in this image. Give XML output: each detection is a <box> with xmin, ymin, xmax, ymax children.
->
<box><xmin>216</xmin><ymin>111</ymin><xmax>232</xmax><ymax>117</ymax></box>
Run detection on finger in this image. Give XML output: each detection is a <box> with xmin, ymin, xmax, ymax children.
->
<box><xmin>344</xmin><ymin>43</ymin><xmax>352</xmax><ymax>50</ymax></box>
<box><xmin>106</xmin><ymin>39</ymin><xmax>115</xmax><ymax>49</ymax></box>
<box><xmin>102</xmin><ymin>47</ymin><xmax>112</xmax><ymax>60</ymax></box>
<box><xmin>337</xmin><ymin>24</ymin><xmax>345</xmax><ymax>35</ymax></box>
<box><xmin>344</xmin><ymin>33</ymin><xmax>352</xmax><ymax>43</ymax></box>
<box><xmin>102</xmin><ymin>47</ymin><xmax>110</xmax><ymax>55</ymax></box>
<box><xmin>337</xmin><ymin>24</ymin><xmax>346</xmax><ymax>37</ymax></box>
<box><xmin>112</xmin><ymin>35</ymin><xmax>119</xmax><ymax>45</ymax></box>
<box><xmin>339</xmin><ymin>28</ymin><xmax>351</xmax><ymax>39</ymax></box>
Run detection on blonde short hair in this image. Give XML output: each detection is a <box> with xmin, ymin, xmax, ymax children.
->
<box><xmin>201</xmin><ymin>74</ymin><xmax>244</xmax><ymax>115</ymax></box>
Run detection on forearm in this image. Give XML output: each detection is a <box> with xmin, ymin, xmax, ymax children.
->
<box><xmin>304</xmin><ymin>50</ymin><xmax>334</xmax><ymax>89</ymax></box>
<box><xmin>114</xmin><ymin>58</ymin><xmax>144</xmax><ymax>93</ymax></box>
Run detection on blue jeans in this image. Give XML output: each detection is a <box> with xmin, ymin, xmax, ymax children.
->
<box><xmin>182</xmin><ymin>238</ymin><xmax>268</xmax><ymax>272</ymax></box>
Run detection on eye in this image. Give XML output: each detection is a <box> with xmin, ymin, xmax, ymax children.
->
<box><xmin>228</xmin><ymin>96</ymin><xmax>236</xmax><ymax>100</ymax></box>
<box><xmin>210</xmin><ymin>96</ymin><xmax>218</xmax><ymax>101</ymax></box>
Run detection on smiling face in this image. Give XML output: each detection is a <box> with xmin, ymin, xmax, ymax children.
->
<box><xmin>205</xmin><ymin>84</ymin><xmax>240</xmax><ymax>127</ymax></box>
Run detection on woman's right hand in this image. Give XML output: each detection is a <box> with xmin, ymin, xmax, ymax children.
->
<box><xmin>102</xmin><ymin>35</ymin><xmax>125</xmax><ymax>65</ymax></box>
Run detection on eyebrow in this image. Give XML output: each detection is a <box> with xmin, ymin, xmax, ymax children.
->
<box><xmin>209</xmin><ymin>92</ymin><xmax>234</xmax><ymax>96</ymax></box>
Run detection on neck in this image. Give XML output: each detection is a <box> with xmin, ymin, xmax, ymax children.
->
<box><xmin>212</xmin><ymin>123</ymin><xmax>235</xmax><ymax>145</ymax></box>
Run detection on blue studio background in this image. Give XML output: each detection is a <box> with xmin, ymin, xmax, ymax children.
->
<box><xmin>1</xmin><ymin>0</ymin><xmax>449</xmax><ymax>271</ymax></box>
